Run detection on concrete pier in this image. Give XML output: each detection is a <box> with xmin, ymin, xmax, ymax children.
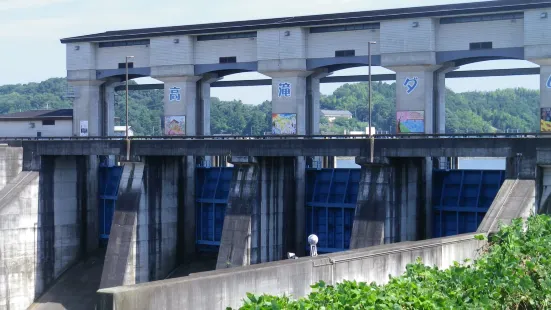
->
<box><xmin>217</xmin><ymin>156</ymin><xmax>297</xmax><ymax>269</ymax></box>
<box><xmin>100</xmin><ymin>157</ymin><xmax>184</xmax><ymax>288</ymax></box>
<box><xmin>350</xmin><ymin>157</ymin><xmax>422</xmax><ymax>249</ymax></box>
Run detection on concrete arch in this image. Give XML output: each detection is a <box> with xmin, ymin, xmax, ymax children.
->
<box><xmin>194</xmin><ymin>62</ymin><xmax>258</xmax><ymax>76</ymax></box>
<box><xmin>436</xmin><ymin>47</ymin><xmax>524</xmax><ymax>66</ymax></box>
<box><xmin>96</xmin><ymin>67</ymin><xmax>151</xmax><ymax>80</ymax></box>
<box><xmin>307</xmin><ymin>55</ymin><xmax>382</xmax><ymax>72</ymax></box>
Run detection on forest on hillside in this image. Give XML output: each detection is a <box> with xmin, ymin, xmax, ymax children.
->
<box><xmin>0</xmin><ymin>77</ymin><xmax>539</xmax><ymax>135</ymax></box>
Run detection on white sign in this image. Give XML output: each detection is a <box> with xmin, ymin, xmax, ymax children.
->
<box><xmin>278</xmin><ymin>82</ymin><xmax>292</xmax><ymax>98</ymax></box>
<box><xmin>169</xmin><ymin>87</ymin><xmax>181</xmax><ymax>102</ymax></box>
<box><xmin>79</xmin><ymin>120</ymin><xmax>89</xmax><ymax>137</ymax></box>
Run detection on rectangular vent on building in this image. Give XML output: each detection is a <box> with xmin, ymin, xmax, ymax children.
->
<box><xmin>335</xmin><ymin>50</ymin><xmax>355</xmax><ymax>57</ymax></box>
<box><xmin>219</xmin><ymin>57</ymin><xmax>237</xmax><ymax>63</ymax></box>
<box><xmin>42</xmin><ymin>120</ymin><xmax>55</xmax><ymax>126</ymax></box>
<box><xmin>118</xmin><ymin>62</ymin><xmax>134</xmax><ymax>69</ymax></box>
<box><xmin>469</xmin><ymin>42</ymin><xmax>493</xmax><ymax>50</ymax></box>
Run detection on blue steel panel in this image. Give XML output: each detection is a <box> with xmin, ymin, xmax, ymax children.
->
<box><xmin>98</xmin><ymin>166</ymin><xmax>123</xmax><ymax>241</ymax></box>
<box><xmin>306</xmin><ymin>168</ymin><xmax>360</xmax><ymax>253</ymax></box>
<box><xmin>433</xmin><ymin>169</ymin><xmax>505</xmax><ymax>238</ymax></box>
<box><xmin>195</xmin><ymin>167</ymin><xmax>233</xmax><ymax>250</ymax></box>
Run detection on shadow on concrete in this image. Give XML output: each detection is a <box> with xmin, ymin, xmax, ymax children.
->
<box><xmin>166</xmin><ymin>252</ymin><xmax>218</xmax><ymax>279</ymax></box>
<box><xmin>28</xmin><ymin>249</ymin><xmax>106</xmax><ymax>310</ymax></box>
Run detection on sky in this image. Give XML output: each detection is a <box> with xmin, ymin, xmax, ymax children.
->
<box><xmin>0</xmin><ymin>0</ymin><xmax>540</xmax><ymax>105</ymax></box>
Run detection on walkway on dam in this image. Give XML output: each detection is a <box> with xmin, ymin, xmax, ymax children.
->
<box><xmin>28</xmin><ymin>250</ymin><xmax>106</xmax><ymax>310</ymax></box>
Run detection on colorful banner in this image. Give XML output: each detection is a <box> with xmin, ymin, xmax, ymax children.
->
<box><xmin>542</xmin><ymin>108</ymin><xmax>551</xmax><ymax>132</ymax></box>
<box><xmin>397</xmin><ymin>111</ymin><xmax>425</xmax><ymax>134</ymax></box>
<box><xmin>272</xmin><ymin>113</ymin><xmax>297</xmax><ymax>135</ymax></box>
<box><xmin>164</xmin><ymin>116</ymin><xmax>185</xmax><ymax>135</ymax></box>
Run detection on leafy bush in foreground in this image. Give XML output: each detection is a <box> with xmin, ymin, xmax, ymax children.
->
<box><xmin>231</xmin><ymin>215</ymin><xmax>551</xmax><ymax>309</ymax></box>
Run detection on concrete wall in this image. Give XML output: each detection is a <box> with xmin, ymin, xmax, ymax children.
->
<box><xmin>257</xmin><ymin>28</ymin><xmax>307</xmax><ymax>60</ymax></box>
<box><xmin>97</xmin><ymin>233</ymin><xmax>485</xmax><ymax>310</ymax></box>
<box><xmin>437</xmin><ymin>19</ymin><xmax>524</xmax><ymax>51</ymax></box>
<box><xmin>0</xmin><ymin>120</ymin><xmax>72</xmax><ymax>137</ymax></box>
<box><xmin>195</xmin><ymin>38</ymin><xmax>256</xmax><ymax>64</ymax></box>
<box><xmin>380</xmin><ymin>18</ymin><xmax>436</xmax><ymax>54</ymax></box>
<box><xmin>95</xmin><ymin>45</ymin><xmax>150</xmax><ymax>69</ymax></box>
<box><xmin>150</xmin><ymin>36</ymin><xmax>194</xmax><ymax>66</ymax></box>
<box><xmin>0</xmin><ymin>146</ymin><xmax>22</xmax><ymax>191</ymax></box>
<box><xmin>0</xmin><ymin>156</ymin><xmax>83</xmax><ymax>310</ymax></box>
<box><xmin>100</xmin><ymin>158</ymin><xmax>183</xmax><ymax>288</ymax></box>
<box><xmin>307</xmin><ymin>29</ymin><xmax>380</xmax><ymax>58</ymax></box>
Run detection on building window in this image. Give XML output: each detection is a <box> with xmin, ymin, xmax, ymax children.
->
<box><xmin>42</xmin><ymin>120</ymin><xmax>55</xmax><ymax>126</ymax></box>
<box><xmin>469</xmin><ymin>42</ymin><xmax>493</xmax><ymax>50</ymax></box>
<box><xmin>440</xmin><ymin>12</ymin><xmax>524</xmax><ymax>24</ymax></box>
<box><xmin>335</xmin><ymin>50</ymin><xmax>355</xmax><ymax>57</ymax></box>
<box><xmin>197</xmin><ymin>32</ymin><xmax>256</xmax><ymax>41</ymax></box>
<box><xmin>118</xmin><ymin>62</ymin><xmax>134</xmax><ymax>69</ymax></box>
<box><xmin>310</xmin><ymin>23</ymin><xmax>380</xmax><ymax>33</ymax></box>
<box><xmin>219</xmin><ymin>57</ymin><xmax>237</xmax><ymax>63</ymax></box>
<box><xmin>98</xmin><ymin>39</ymin><xmax>150</xmax><ymax>48</ymax></box>
<box><xmin>37</xmin><ymin>132</ymin><xmax>42</xmax><ymax>137</ymax></box>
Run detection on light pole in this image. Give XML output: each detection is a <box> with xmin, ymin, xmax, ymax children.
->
<box><xmin>125</xmin><ymin>56</ymin><xmax>134</xmax><ymax>139</ymax></box>
<box><xmin>125</xmin><ymin>56</ymin><xmax>134</xmax><ymax>161</ymax></box>
<box><xmin>368</xmin><ymin>41</ymin><xmax>376</xmax><ymax>136</ymax></box>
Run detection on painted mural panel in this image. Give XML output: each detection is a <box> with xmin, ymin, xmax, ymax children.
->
<box><xmin>272</xmin><ymin>113</ymin><xmax>297</xmax><ymax>135</ymax></box>
<box><xmin>397</xmin><ymin>111</ymin><xmax>425</xmax><ymax>134</ymax></box>
<box><xmin>164</xmin><ymin>116</ymin><xmax>186</xmax><ymax>135</ymax></box>
<box><xmin>542</xmin><ymin>108</ymin><xmax>551</xmax><ymax>132</ymax></box>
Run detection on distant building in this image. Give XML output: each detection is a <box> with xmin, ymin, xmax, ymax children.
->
<box><xmin>0</xmin><ymin>109</ymin><xmax>134</xmax><ymax>137</ymax></box>
<box><xmin>0</xmin><ymin>109</ymin><xmax>73</xmax><ymax>137</ymax></box>
<box><xmin>114</xmin><ymin>126</ymin><xmax>135</xmax><ymax>137</ymax></box>
<box><xmin>321</xmin><ymin>110</ymin><xmax>353</xmax><ymax>122</ymax></box>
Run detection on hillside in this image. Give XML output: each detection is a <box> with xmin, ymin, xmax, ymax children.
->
<box><xmin>0</xmin><ymin>78</ymin><xmax>539</xmax><ymax>135</ymax></box>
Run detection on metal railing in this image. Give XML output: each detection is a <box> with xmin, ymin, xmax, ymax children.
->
<box><xmin>0</xmin><ymin>132</ymin><xmax>549</xmax><ymax>142</ymax></box>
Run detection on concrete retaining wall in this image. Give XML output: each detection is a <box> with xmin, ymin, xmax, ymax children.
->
<box><xmin>0</xmin><ymin>156</ymin><xmax>82</xmax><ymax>310</ymax></box>
<box><xmin>97</xmin><ymin>233</ymin><xmax>485</xmax><ymax>310</ymax></box>
<box><xmin>0</xmin><ymin>145</ymin><xmax>22</xmax><ymax>191</ymax></box>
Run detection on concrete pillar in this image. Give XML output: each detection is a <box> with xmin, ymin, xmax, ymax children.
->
<box><xmin>217</xmin><ymin>156</ymin><xmax>296</xmax><ymax>269</ymax></box>
<box><xmin>350</xmin><ymin>157</ymin><xmax>395</xmax><ymax>249</ymax></box>
<box><xmin>155</xmin><ymin>76</ymin><xmax>201</xmax><ymax>136</ymax></box>
<box><xmin>539</xmin><ymin>166</ymin><xmax>551</xmax><ymax>214</ymax></box>
<box><xmin>395</xmin><ymin>158</ymin><xmax>422</xmax><ymax>242</ymax></box>
<box><xmin>103</xmin><ymin>81</ymin><xmax>123</xmax><ymax>137</ymax></box>
<box><xmin>293</xmin><ymin>157</ymin><xmax>305</xmax><ymax>257</ymax></box>
<box><xmin>0</xmin><ymin>145</ymin><xmax>22</xmax><ymax>191</ymax></box>
<box><xmin>217</xmin><ymin>156</ymin><xmax>259</xmax><ymax>269</ymax></box>
<box><xmin>100</xmin><ymin>157</ymin><xmax>184</xmax><ymax>288</ymax></box>
<box><xmin>506</xmin><ymin>155</ymin><xmax>537</xmax><ymax>180</ymax></box>
<box><xmin>69</xmin><ymin>80</ymin><xmax>104</xmax><ymax>137</ymax></box>
<box><xmin>387</xmin><ymin>66</ymin><xmax>438</xmax><ymax>134</ymax></box>
<box><xmin>536</xmin><ymin>63</ymin><xmax>551</xmax><ymax>133</ymax></box>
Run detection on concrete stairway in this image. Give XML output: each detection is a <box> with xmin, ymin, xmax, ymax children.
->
<box><xmin>28</xmin><ymin>250</ymin><xmax>106</xmax><ymax>310</ymax></box>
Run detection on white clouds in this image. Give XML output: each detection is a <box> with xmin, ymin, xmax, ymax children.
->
<box><xmin>0</xmin><ymin>0</ymin><xmax>71</xmax><ymax>11</ymax></box>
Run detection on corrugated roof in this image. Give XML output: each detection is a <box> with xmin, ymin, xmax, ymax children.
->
<box><xmin>0</xmin><ymin>109</ymin><xmax>73</xmax><ymax>120</ymax></box>
<box><xmin>60</xmin><ymin>0</ymin><xmax>551</xmax><ymax>43</ymax></box>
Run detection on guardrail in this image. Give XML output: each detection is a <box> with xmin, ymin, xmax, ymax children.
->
<box><xmin>0</xmin><ymin>132</ymin><xmax>549</xmax><ymax>142</ymax></box>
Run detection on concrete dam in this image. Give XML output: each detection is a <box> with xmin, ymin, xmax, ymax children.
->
<box><xmin>0</xmin><ymin>136</ymin><xmax>549</xmax><ymax>310</ymax></box>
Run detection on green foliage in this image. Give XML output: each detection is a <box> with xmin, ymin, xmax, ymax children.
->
<box><xmin>0</xmin><ymin>78</ymin><xmax>540</xmax><ymax>136</ymax></box>
<box><xmin>232</xmin><ymin>215</ymin><xmax>551</xmax><ymax>309</ymax></box>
